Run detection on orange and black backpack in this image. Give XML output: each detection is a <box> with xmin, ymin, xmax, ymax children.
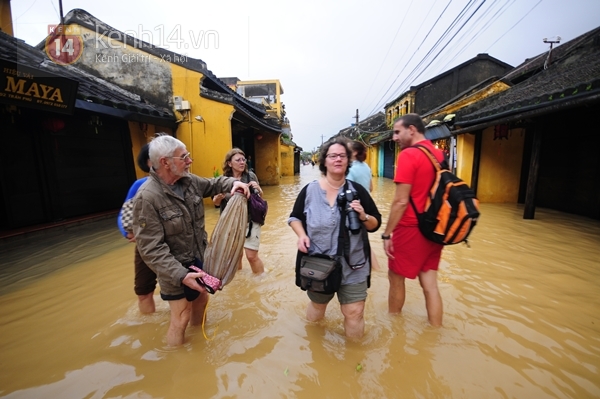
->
<box><xmin>409</xmin><ymin>144</ymin><xmax>480</xmax><ymax>245</ymax></box>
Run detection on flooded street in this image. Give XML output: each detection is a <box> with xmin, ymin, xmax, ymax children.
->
<box><xmin>0</xmin><ymin>164</ymin><xmax>599</xmax><ymax>399</ymax></box>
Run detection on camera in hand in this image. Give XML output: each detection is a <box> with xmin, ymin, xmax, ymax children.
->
<box><xmin>338</xmin><ymin>189</ymin><xmax>361</xmax><ymax>235</ymax></box>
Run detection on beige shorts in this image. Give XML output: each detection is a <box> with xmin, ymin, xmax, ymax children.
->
<box><xmin>244</xmin><ymin>221</ymin><xmax>262</xmax><ymax>251</ymax></box>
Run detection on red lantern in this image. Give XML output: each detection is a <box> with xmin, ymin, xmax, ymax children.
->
<box><xmin>43</xmin><ymin>118</ymin><xmax>65</xmax><ymax>132</ymax></box>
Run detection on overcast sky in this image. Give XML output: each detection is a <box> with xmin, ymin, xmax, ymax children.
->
<box><xmin>11</xmin><ymin>0</ymin><xmax>600</xmax><ymax>152</ymax></box>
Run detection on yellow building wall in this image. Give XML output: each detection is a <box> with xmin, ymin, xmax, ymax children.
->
<box><xmin>456</xmin><ymin>133</ymin><xmax>475</xmax><ymax>186</ymax></box>
<box><xmin>126</xmin><ymin>121</ymin><xmax>173</xmax><ymax>179</ymax></box>
<box><xmin>170</xmin><ymin>65</ymin><xmax>234</xmax><ymax>179</ymax></box>
<box><xmin>68</xmin><ymin>23</ymin><xmax>234</xmax><ymax>182</ymax></box>
<box><xmin>426</xmin><ymin>81</ymin><xmax>511</xmax><ymax>122</ymax></box>
<box><xmin>366</xmin><ymin>145</ymin><xmax>378</xmax><ymax>177</ymax></box>
<box><xmin>477</xmin><ymin>127</ymin><xmax>525</xmax><ymax>203</ymax></box>
<box><xmin>384</xmin><ymin>93</ymin><xmax>415</xmax><ymax>126</ymax></box>
<box><xmin>280</xmin><ymin>143</ymin><xmax>294</xmax><ymax>176</ymax></box>
<box><xmin>0</xmin><ymin>0</ymin><xmax>13</xmax><ymax>36</ymax></box>
<box><xmin>255</xmin><ymin>134</ymin><xmax>280</xmax><ymax>185</ymax></box>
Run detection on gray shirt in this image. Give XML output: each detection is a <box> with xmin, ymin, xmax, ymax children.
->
<box><xmin>288</xmin><ymin>180</ymin><xmax>370</xmax><ymax>285</ymax></box>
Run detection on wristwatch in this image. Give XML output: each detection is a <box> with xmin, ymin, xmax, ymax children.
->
<box><xmin>381</xmin><ymin>234</ymin><xmax>391</xmax><ymax>240</ymax></box>
<box><xmin>360</xmin><ymin>214</ymin><xmax>370</xmax><ymax>222</ymax></box>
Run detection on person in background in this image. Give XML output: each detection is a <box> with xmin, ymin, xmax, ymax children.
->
<box><xmin>346</xmin><ymin>140</ymin><xmax>381</xmax><ymax>272</ymax></box>
<box><xmin>133</xmin><ymin>135</ymin><xmax>250</xmax><ymax>346</ymax></box>
<box><xmin>212</xmin><ymin>148</ymin><xmax>265</xmax><ymax>274</ymax></box>
<box><xmin>246</xmin><ymin>155</ymin><xmax>253</xmax><ymax>172</ymax></box>
<box><xmin>117</xmin><ymin>144</ymin><xmax>156</xmax><ymax>314</ymax></box>
<box><xmin>381</xmin><ymin>114</ymin><xmax>445</xmax><ymax>327</ymax></box>
<box><xmin>346</xmin><ymin>140</ymin><xmax>373</xmax><ymax>192</ymax></box>
<box><xmin>288</xmin><ymin>137</ymin><xmax>382</xmax><ymax>339</ymax></box>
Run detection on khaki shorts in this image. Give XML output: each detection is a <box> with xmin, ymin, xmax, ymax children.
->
<box><xmin>307</xmin><ymin>280</ymin><xmax>368</xmax><ymax>305</ymax></box>
<box><xmin>244</xmin><ymin>221</ymin><xmax>262</xmax><ymax>251</ymax></box>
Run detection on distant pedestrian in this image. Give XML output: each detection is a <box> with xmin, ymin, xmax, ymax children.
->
<box><xmin>346</xmin><ymin>140</ymin><xmax>373</xmax><ymax>192</ymax></box>
<box><xmin>247</xmin><ymin>155</ymin><xmax>254</xmax><ymax>172</ymax></box>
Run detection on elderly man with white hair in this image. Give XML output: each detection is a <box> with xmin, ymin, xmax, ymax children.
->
<box><xmin>133</xmin><ymin>134</ymin><xmax>249</xmax><ymax>346</ymax></box>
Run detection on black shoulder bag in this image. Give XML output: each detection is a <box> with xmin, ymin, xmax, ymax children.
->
<box><xmin>298</xmin><ymin>206</ymin><xmax>344</xmax><ymax>294</ymax></box>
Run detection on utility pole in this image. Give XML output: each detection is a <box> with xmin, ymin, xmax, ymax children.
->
<box><xmin>321</xmin><ymin>134</ymin><xmax>324</xmax><ymax>145</ymax></box>
<box><xmin>59</xmin><ymin>0</ymin><xmax>64</xmax><ymax>26</ymax></box>
<box><xmin>355</xmin><ymin>109</ymin><xmax>359</xmax><ymax>127</ymax></box>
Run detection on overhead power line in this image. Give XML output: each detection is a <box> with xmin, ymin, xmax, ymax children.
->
<box><xmin>358</xmin><ymin>0</ymin><xmax>416</xmax><ymax>112</ymax></box>
<box><xmin>363</xmin><ymin>0</ymin><xmax>451</xmax><ymax>116</ymax></box>
<box><xmin>367</xmin><ymin>0</ymin><xmax>490</xmax><ymax>117</ymax></box>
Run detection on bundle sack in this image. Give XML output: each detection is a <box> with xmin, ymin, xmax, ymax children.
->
<box><xmin>410</xmin><ymin>145</ymin><xmax>480</xmax><ymax>245</ymax></box>
<box><xmin>299</xmin><ymin>255</ymin><xmax>342</xmax><ymax>294</ymax></box>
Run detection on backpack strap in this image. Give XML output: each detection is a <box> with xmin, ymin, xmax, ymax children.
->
<box><xmin>408</xmin><ymin>144</ymin><xmax>444</xmax><ymax>215</ymax></box>
<box><xmin>411</xmin><ymin>143</ymin><xmax>446</xmax><ymax>171</ymax></box>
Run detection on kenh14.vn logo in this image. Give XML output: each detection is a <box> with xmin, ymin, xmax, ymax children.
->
<box><xmin>45</xmin><ymin>25</ymin><xmax>84</xmax><ymax>65</ymax></box>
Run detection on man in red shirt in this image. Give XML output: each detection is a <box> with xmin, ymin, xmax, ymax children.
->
<box><xmin>381</xmin><ymin>114</ymin><xmax>445</xmax><ymax>326</ymax></box>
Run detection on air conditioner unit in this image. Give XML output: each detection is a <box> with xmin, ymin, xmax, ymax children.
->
<box><xmin>173</xmin><ymin>96</ymin><xmax>183</xmax><ymax>110</ymax></box>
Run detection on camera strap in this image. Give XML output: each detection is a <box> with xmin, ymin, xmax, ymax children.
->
<box><xmin>338</xmin><ymin>181</ymin><xmax>368</xmax><ymax>270</ymax></box>
<box><xmin>337</xmin><ymin>181</ymin><xmax>353</xmax><ymax>265</ymax></box>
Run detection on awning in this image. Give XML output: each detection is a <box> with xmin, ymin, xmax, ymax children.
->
<box><xmin>425</xmin><ymin>124</ymin><xmax>452</xmax><ymax>140</ymax></box>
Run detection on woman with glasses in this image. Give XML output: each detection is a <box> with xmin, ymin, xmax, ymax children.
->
<box><xmin>213</xmin><ymin>148</ymin><xmax>265</xmax><ymax>274</ymax></box>
<box><xmin>288</xmin><ymin>137</ymin><xmax>382</xmax><ymax>339</ymax></box>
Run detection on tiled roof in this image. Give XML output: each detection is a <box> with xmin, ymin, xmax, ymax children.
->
<box><xmin>2</xmin><ymin>31</ymin><xmax>175</xmax><ymax>125</ymax></box>
<box><xmin>384</xmin><ymin>53</ymin><xmax>512</xmax><ymax>109</ymax></box>
<box><xmin>503</xmin><ymin>28</ymin><xmax>600</xmax><ymax>83</ymax></box>
<box><xmin>337</xmin><ymin>112</ymin><xmax>387</xmax><ymax>138</ymax></box>
<box><xmin>455</xmin><ymin>26</ymin><xmax>600</xmax><ymax>130</ymax></box>
<box><xmin>368</xmin><ymin>130</ymin><xmax>392</xmax><ymax>145</ymax></box>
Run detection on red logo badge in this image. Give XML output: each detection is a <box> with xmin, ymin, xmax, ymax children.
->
<box><xmin>45</xmin><ymin>25</ymin><xmax>84</xmax><ymax>65</ymax></box>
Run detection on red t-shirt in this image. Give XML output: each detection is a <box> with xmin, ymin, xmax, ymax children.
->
<box><xmin>393</xmin><ymin>140</ymin><xmax>445</xmax><ymax>227</ymax></box>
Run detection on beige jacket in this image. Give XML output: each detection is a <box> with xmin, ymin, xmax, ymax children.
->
<box><xmin>132</xmin><ymin>170</ymin><xmax>236</xmax><ymax>296</ymax></box>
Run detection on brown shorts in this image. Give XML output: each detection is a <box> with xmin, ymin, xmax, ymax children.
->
<box><xmin>134</xmin><ymin>246</ymin><xmax>157</xmax><ymax>296</ymax></box>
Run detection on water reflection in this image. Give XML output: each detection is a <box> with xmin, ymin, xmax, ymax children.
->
<box><xmin>0</xmin><ymin>164</ymin><xmax>599</xmax><ymax>398</ymax></box>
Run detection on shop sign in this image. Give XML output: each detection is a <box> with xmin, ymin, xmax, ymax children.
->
<box><xmin>0</xmin><ymin>59</ymin><xmax>78</xmax><ymax>115</ymax></box>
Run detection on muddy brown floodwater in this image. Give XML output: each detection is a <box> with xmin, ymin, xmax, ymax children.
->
<box><xmin>0</xmin><ymin>164</ymin><xmax>599</xmax><ymax>398</ymax></box>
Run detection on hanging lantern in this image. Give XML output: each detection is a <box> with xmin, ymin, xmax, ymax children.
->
<box><xmin>42</xmin><ymin>118</ymin><xmax>65</xmax><ymax>132</ymax></box>
<box><xmin>494</xmin><ymin>125</ymin><xmax>509</xmax><ymax>140</ymax></box>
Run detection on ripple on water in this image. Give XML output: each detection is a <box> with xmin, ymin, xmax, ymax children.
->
<box><xmin>0</xmin><ymin>172</ymin><xmax>599</xmax><ymax>398</ymax></box>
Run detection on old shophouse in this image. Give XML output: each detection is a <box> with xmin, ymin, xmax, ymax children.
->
<box><xmin>376</xmin><ymin>54</ymin><xmax>513</xmax><ymax>178</ymax></box>
<box><xmin>426</xmin><ymin>26</ymin><xmax>600</xmax><ymax>220</ymax></box>
<box><xmin>0</xmin><ymin>4</ymin><xmax>292</xmax><ymax>235</ymax></box>
<box><xmin>40</xmin><ymin>9</ymin><xmax>284</xmax><ymax>186</ymax></box>
<box><xmin>222</xmin><ymin>78</ymin><xmax>301</xmax><ymax>176</ymax></box>
<box><xmin>0</xmin><ymin>30</ymin><xmax>175</xmax><ymax>233</ymax></box>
